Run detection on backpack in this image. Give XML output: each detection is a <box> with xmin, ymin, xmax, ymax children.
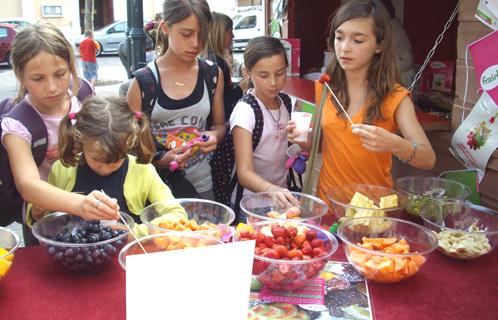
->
<box><xmin>211</xmin><ymin>92</ymin><xmax>295</xmax><ymax>218</ymax></box>
<box><xmin>132</xmin><ymin>57</ymin><xmax>219</xmax><ymax>133</ymax></box>
<box><xmin>0</xmin><ymin>78</ymin><xmax>93</xmax><ymax>226</ymax></box>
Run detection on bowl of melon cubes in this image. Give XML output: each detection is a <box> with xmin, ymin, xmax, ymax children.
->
<box><xmin>0</xmin><ymin>227</ymin><xmax>20</xmax><ymax>282</ymax></box>
<box><xmin>328</xmin><ymin>184</ymin><xmax>409</xmax><ymax>223</ymax></box>
<box><xmin>240</xmin><ymin>192</ymin><xmax>329</xmax><ymax>225</ymax></box>
<box><xmin>337</xmin><ymin>217</ymin><xmax>438</xmax><ymax>283</ymax></box>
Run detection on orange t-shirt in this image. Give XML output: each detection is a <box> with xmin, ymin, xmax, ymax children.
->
<box><xmin>315</xmin><ymin>81</ymin><xmax>409</xmax><ymax>209</ymax></box>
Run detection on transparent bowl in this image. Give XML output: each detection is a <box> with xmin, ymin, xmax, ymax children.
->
<box><xmin>0</xmin><ymin>227</ymin><xmax>20</xmax><ymax>282</ymax></box>
<box><xmin>396</xmin><ymin>176</ymin><xmax>470</xmax><ymax>216</ymax></box>
<box><xmin>140</xmin><ymin>199</ymin><xmax>235</xmax><ymax>240</ymax></box>
<box><xmin>118</xmin><ymin>231</ymin><xmax>223</xmax><ymax>270</ymax></box>
<box><xmin>32</xmin><ymin>212</ymin><xmax>133</xmax><ymax>272</ymax></box>
<box><xmin>338</xmin><ymin>217</ymin><xmax>438</xmax><ymax>284</ymax></box>
<box><xmin>327</xmin><ymin>184</ymin><xmax>408</xmax><ymax>222</ymax></box>
<box><xmin>419</xmin><ymin>201</ymin><xmax>498</xmax><ymax>259</ymax></box>
<box><xmin>240</xmin><ymin>192</ymin><xmax>328</xmax><ymax>225</ymax></box>
<box><xmin>233</xmin><ymin>221</ymin><xmax>338</xmax><ymax>290</ymax></box>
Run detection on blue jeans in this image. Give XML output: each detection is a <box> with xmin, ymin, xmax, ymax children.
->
<box><xmin>82</xmin><ymin>61</ymin><xmax>98</xmax><ymax>81</ymax></box>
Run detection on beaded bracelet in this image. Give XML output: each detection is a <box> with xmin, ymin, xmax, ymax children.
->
<box><xmin>398</xmin><ymin>141</ymin><xmax>417</xmax><ymax>163</ymax></box>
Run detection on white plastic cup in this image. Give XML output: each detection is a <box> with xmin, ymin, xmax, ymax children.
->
<box><xmin>291</xmin><ymin>111</ymin><xmax>312</xmax><ymax>142</ymax></box>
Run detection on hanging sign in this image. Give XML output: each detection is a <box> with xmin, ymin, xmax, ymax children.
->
<box><xmin>468</xmin><ymin>30</ymin><xmax>498</xmax><ymax>106</ymax></box>
<box><xmin>451</xmin><ymin>92</ymin><xmax>498</xmax><ymax>181</ymax></box>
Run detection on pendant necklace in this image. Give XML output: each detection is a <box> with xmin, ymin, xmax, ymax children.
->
<box><xmin>175</xmin><ymin>81</ymin><xmax>185</xmax><ymax>86</ymax></box>
<box><xmin>265</xmin><ymin>98</ymin><xmax>284</xmax><ymax>140</ymax></box>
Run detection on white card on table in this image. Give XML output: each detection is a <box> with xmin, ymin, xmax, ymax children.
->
<box><xmin>126</xmin><ymin>240</ymin><xmax>255</xmax><ymax>320</ymax></box>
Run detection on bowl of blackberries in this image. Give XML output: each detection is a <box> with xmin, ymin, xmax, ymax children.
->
<box><xmin>32</xmin><ymin>212</ymin><xmax>133</xmax><ymax>272</ymax></box>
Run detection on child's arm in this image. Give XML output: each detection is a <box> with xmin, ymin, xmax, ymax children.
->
<box><xmin>351</xmin><ymin>96</ymin><xmax>436</xmax><ymax>169</ymax></box>
<box><xmin>3</xmin><ymin>134</ymin><xmax>119</xmax><ymax>221</ymax></box>
<box><xmin>195</xmin><ymin>67</ymin><xmax>226</xmax><ymax>153</ymax></box>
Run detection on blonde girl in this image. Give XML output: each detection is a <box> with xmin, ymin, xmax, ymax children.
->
<box><xmin>1</xmin><ymin>23</ymin><xmax>118</xmax><ymax>243</ymax></box>
<box><xmin>44</xmin><ymin>96</ymin><xmax>185</xmax><ymax>224</ymax></box>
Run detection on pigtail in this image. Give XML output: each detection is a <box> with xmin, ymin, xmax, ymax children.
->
<box><xmin>130</xmin><ymin>112</ymin><xmax>154</xmax><ymax>164</ymax></box>
<box><xmin>58</xmin><ymin>113</ymin><xmax>80</xmax><ymax>167</ymax></box>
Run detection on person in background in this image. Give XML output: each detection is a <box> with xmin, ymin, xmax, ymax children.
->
<box><xmin>127</xmin><ymin>0</ymin><xmax>226</xmax><ymax>200</ymax></box>
<box><xmin>379</xmin><ymin>0</ymin><xmax>414</xmax><ymax>87</ymax></box>
<box><xmin>2</xmin><ymin>23</ymin><xmax>118</xmax><ymax>244</ymax></box>
<box><xmin>38</xmin><ymin>96</ymin><xmax>186</xmax><ymax>226</ymax></box>
<box><xmin>204</xmin><ymin>12</ymin><xmax>248</xmax><ymax>121</ymax></box>
<box><xmin>79</xmin><ymin>30</ymin><xmax>99</xmax><ymax>87</ymax></box>
<box><xmin>287</xmin><ymin>0</ymin><xmax>435</xmax><ymax>213</ymax></box>
<box><xmin>145</xmin><ymin>13</ymin><xmax>162</xmax><ymax>49</ymax></box>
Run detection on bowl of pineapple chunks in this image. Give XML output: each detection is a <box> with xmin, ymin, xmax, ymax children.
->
<box><xmin>0</xmin><ymin>227</ymin><xmax>20</xmax><ymax>282</ymax></box>
<box><xmin>327</xmin><ymin>184</ymin><xmax>409</xmax><ymax>226</ymax></box>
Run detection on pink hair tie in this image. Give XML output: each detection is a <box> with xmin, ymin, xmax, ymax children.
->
<box><xmin>68</xmin><ymin>112</ymin><xmax>77</xmax><ymax>125</ymax></box>
<box><xmin>135</xmin><ymin>111</ymin><xmax>142</xmax><ymax>120</ymax></box>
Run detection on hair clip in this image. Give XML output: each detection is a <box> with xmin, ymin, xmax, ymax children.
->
<box><xmin>134</xmin><ymin>111</ymin><xmax>142</xmax><ymax>120</ymax></box>
<box><xmin>68</xmin><ymin>112</ymin><xmax>77</xmax><ymax>125</ymax></box>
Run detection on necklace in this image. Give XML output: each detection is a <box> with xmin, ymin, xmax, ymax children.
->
<box><xmin>264</xmin><ymin>98</ymin><xmax>285</xmax><ymax>140</ymax></box>
<box><xmin>266</xmin><ymin>105</ymin><xmax>281</xmax><ymax>123</ymax></box>
<box><xmin>175</xmin><ymin>81</ymin><xmax>185</xmax><ymax>86</ymax></box>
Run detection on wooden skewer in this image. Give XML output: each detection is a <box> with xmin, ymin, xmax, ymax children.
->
<box><xmin>322</xmin><ymin>81</ymin><xmax>354</xmax><ymax>126</ymax></box>
<box><xmin>100</xmin><ymin>190</ymin><xmax>147</xmax><ymax>254</ymax></box>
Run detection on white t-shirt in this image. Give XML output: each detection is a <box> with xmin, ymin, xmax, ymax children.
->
<box><xmin>229</xmin><ymin>90</ymin><xmax>290</xmax><ymax>202</ymax></box>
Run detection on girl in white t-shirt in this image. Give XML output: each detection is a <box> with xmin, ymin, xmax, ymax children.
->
<box><xmin>230</xmin><ymin>36</ymin><xmax>296</xmax><ymax>214</ymax></box>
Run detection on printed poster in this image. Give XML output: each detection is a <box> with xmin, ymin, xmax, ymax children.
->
<box><xmin>468</xmin><ymin>30</ymin><xmax>498</xmax><ymax>106</ymax></box>
<box><xmin>451</xmin><ymin>92</ymin><xmax>498</xmax><ymax>181</ymax></box>
<box><xmin>476</xmin><ymin>0</ymin><xmax>498</xmax><ymax>30</ymax></box>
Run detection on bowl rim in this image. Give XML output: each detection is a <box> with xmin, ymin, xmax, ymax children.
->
<box><xmin>117</xmin><ymin>231</ymin><xmax>224</xmax><ymax>270</ymax></box>
<box><xmin>139</xmin><ymin>198</ymin><xmax>235</xmax><ymax>232</ymax></box>
<box><xmin>234</xmin><ymin>220</ymin><xmax>339</xmax><ymax>264</ymax></box>
<box><xmin>419</xmin><ymin>200</ymin><xmax>498</xmax><ymax>236</ymax></box>
<box><xmin>395</xmin><ymin>176</ymin><xmax>471</xmax><ymax>200</ymax></box>
<box><xmin>31</xmin><ymin>211</ymin><xmax>131</xmax><ymax>248</ymax></box>
<box><xmin>326</xmin><ymin>183</ymin><xmax>407</xmax><ymax>212</ymax></box>
<box><xmin>0</xmin><ymin>226</ymin><xmax>20</xmax><ymax>260</ymax></box>
<box><xmin>337</xmin><ymin>216</ymin><xmax>439</xmax><ymax>257</ymax></box>
<box><xmin>240</xmin><ymin>191</ymin><xmax>329</xmax><ymax>221</ymax></box>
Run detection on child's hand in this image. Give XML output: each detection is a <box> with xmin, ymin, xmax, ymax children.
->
<box><xmin>79</xmin><ymin>190</ymin><xmax>120</xmax><ymax>221</ymax></box>
<box><xmin>352</xmin><ymin>124</ymin><xmax>399</xmax><ymax>153</ymax></box>
<box><xmin>155</xmin><ymin>148</ymin><xmax>192</xmax><ymax>169</ymax></box>
<box><xmin>266</xmin><ymin>185</ymin><xmax>301</xmax><ymax>208</ymax></box>
<box><xmin>193</xmin><ymin>134</ymin><xmax>218</xmax><ymax>153</ymax></box>
<box><xmin>286</xmin><ymin>120</ymin><xmax>311</xmax><ymax>149</ymax></box>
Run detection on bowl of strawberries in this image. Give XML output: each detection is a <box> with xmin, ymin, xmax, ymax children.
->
<box><xmin>234</xmin><ymin>221</ymin><xmax>338</xmax><ymax>290</ymax></box>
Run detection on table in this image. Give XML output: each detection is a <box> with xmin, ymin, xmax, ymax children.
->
<box><xmin>282</xmin><ymin>77</ymin><xmax>451</xmax><ymax>131</ymax></box>
<box><xmin>1</xmin><ymin>243</ymin><xmax>497</xmax><ymax>319</ymax></box>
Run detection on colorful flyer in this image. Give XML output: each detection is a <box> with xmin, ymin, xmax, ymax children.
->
<box><xmin>468</xmin><ymin>30</ymin><xmax>498</xmax><ymax>106</ymax></box>
<box><xmin>451</xmin><ymin>92</ymin><xmax>498</xmax><ymax>181</ymax></box>
<box><xmin>249</xmin><ymin>261</ymin><xmax>372</xmax><ymax>320</ymax></box>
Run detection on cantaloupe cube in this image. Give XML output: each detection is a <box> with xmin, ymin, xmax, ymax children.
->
<box><xmin>378</xmin><ymin>259</ymin><xmax>394</xmax><ymax>274</ymax></box>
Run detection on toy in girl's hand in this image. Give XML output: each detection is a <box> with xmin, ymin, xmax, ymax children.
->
<box><xmin>169</xmin><ymin>134</ymin><xmax>209</xmax><ymax>171</ymax></box>
<box><xmin>285</xmin><ymin>151</ymin><xmax>309</xmax><ymax>175</ymax></box>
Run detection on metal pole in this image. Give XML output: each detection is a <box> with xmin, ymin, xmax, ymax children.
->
<box><xmin>125</xmin><ymin>0</ymin><xmax>132</xmax><ymax>78</ymax></box>
<box><xmin>128</xmin><ymin>0</ymin><xmax>146</xmax><ymax>73</ymax></box>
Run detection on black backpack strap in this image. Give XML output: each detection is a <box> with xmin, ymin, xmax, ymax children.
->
<box><xmin>6</xmin><ymin>100</ymin><xmax>47</xmax><ymax>167</ymax></box>
<box><xmin>133</xmin><ymin>62</ymin><xmax>158</xmax><ymax>116</ymax></box>
<box><xmin>75</xmin><ymin>77</ymin><xmax>94</xmax><ymax>102</ymax></box>
<box><xmin>199</xmin><ymin>57</ymin><xmax>219</xmax><ymax>130</ymax></box>
<box><xmin>279</xmin><ymin>92</ymin><xmax>292</xmax><ymax>115</ymax></box>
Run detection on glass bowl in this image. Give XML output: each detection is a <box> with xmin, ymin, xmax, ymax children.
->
<box><xmin>240</xmin><ymin>192</ymin><xmax>328</xmax><ymax>225</ymax></box>
<box><xmin>233</xmin><ymin>221</ymin><xmax>338</xmax><ymax>290</ymax></box>
<box><xmin>396</xmin><ymin>176</ymin><xmax>470</xmax><ymax>216</ymax></box>
<box><xmin>118</xmin><ymin>231</ymin><xmax>223</xmax><ymax>270</ymax></box>
<box><xmin>32</xmin><ymin>212</ymin><xmax>133</xmax><ymax>272</ymax></box>
<box><xmin>337</xmin><ymin>217</ymin><xmax>438</xmax><ymax>284</ymax></box>
<box><xmin>327</xmin><ymin>184</ymin><xmax>408</xmax><ymax>222</ymax></box>
<box><xmin>0</xmin><ymin>227</ymin><xmax>20</xmax><ymax>282</ymax></box>
<box><xmin>139</xmin><ymin>199</ymin><xmax>235</xmax><ymax>240</ymax></box>
<box><xmin>419</xmin><ymin>201</ymin><xmax>498</xmax><ymax>259</ymax></box>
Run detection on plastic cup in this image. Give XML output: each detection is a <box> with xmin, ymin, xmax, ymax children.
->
<box><xmin>291</xmin><ymin>111</ymin><xmax>312</xmax><ymax>142</ymax></box>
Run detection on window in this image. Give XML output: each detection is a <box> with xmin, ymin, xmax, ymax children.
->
<box><xmin>112</xmin><ymin>22</ymin><xmax>126</xmax><ymax>33</ymax></box>
<box><xmin>235</xmin><ymin>16</ymin><xmax>257</xmax><ymax>30</ymax></box>
<box><xmin>42</xmin><ymin>5</ymin><xmax>63</xmax><ymax>17</ymax></box>
<box><xmin>0</xmin><ymin>28</ymin><xmax>7</xmax><ymax>39</ymax></box>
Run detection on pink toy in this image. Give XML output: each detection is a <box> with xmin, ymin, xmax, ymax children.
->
<box><xmin>169</xmin><ymin>134</ymin><xmax>209</xmax><ymax>171</ymax></box>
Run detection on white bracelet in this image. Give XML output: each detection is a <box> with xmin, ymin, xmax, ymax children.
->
<box><xmin>398</xmin><ymin>141</ymin><xmax>417</xmax><ymax>163</ymax></box>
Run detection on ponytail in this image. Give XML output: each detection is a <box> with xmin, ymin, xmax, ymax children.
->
<box><xmin>130</xmin><ymin>112</ymin><xmax>154</xmax><ymax>164</ymax></box>
<box><xmin>58</xmin><ymin>113</ymin><xmax>81</xmax><ymax>167</ymax></box>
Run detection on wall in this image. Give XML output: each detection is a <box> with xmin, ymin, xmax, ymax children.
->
<box><xmin>0</xmin><ymin>1</ymin><xmax>22</xmax><ymax>18</ymax></box>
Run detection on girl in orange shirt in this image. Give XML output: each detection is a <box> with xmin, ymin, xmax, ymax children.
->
<box><xmin>287</xmin><ymin>0</ymin><xmax>435</xmax><ymax>210</ymax></box>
